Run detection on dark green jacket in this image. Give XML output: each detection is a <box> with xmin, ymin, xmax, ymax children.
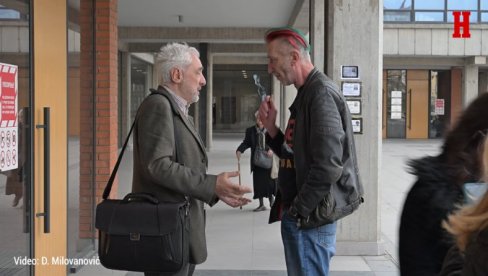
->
<box><xmin>132</xmin><ymin>87</ymin><xmax>217</xmax><ymax>264</ymax></box>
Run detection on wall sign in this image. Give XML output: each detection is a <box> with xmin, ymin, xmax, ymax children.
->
<box><xmin>435</xmin><ymin>99</ymin><xmax>445</xmax><ymax>115</ymax></box>
<box><xmin>0</xmin><ymin>62</ymin><xmax>18</xmax><ymax>172</ymax></box>
<box><xmin>342</xmin><ymin>82</ymin><xmax>361</xmax><ymax>97</ymax></box>
<box><xmin>346</xmin><ymin>99</ymin><xmax>361</xmax><ymax>115</ymax></box>
<box><xmin>341</xmin><ymin>65</ymin><xmax>359</xmax><ymax>79</ymax></box>
<box><xmin>390</xmin><ymin>90</ymin><xmax>403</xmax><ymax>120</ymax></box>
<box><xmin>352</xmin><ymin>118</ymin><xmax>362</xmax><ymax>134</ymax></box>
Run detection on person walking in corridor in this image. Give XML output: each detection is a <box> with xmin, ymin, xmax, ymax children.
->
<box><xmin>132</xmin><ymin>42</ymin><xmax>252</xmax><ymax>276</ymax></box>
<box><xmin>236</xmin><ymin>111</ymin><xmax>276</xmax><ymax>211</ymax></box>
<box><xmin>258</xmin><ymin>27</ymin><xmax>364</xmax><ymax>276</ymax></box>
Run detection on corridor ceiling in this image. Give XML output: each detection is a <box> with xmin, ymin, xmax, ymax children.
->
<box><xmin>117</xmin><ymin>0</ymin><xmax>309</xmax><ymax>47</ymax></box>
<box><xmin>119</xmin><ymin>0</ymin><xmax>299</xmax><ymax>28</ymax></box>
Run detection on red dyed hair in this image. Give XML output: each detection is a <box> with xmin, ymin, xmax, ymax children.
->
<box><xmin>265</xmin><ymin>27</ymin><xmax>310</xmax><ymax>52</ymax></box>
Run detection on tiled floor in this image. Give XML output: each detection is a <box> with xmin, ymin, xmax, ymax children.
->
<box><xmin>74</xmin><ymin>136</ymin><xmax>442</xmax><ymax>276</ymax></box>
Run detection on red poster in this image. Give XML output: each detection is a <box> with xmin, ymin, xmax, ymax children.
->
<box><xmin>0</xmin><ymin>62</ymin><xmax>18</xmax><ymax>171</ymax></box>
<box><xmin>0</xmin><ymin>63</ymin><xmax>18</xmax><ymax>126</ymax></box>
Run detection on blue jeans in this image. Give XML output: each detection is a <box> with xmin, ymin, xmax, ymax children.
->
<box><xmin>281</xmin><ymin>211</ymin><xmax>337</xmax><ymax>276</ymax></box>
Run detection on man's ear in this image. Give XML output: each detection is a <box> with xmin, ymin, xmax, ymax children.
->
<box><xmin>170</xmin><ymin>68</ymin><xmax>183</xmax><ymax>83</ymax></box>
<box><xmin>290</xmin><ymin>50</ymin><xmax>300</xmax><ymax>65</ymax></box>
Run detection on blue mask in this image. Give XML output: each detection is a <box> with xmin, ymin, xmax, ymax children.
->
<box><xmin>463</xmin><ymin>182</ymin><xmax>488</xmax><ymax>204</ymax></box>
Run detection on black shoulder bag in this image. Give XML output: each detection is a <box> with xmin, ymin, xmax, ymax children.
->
<box><xmin>95</xmin><ymin>101</ymin><xmax>189</xmax><ymax>273</ymax></box>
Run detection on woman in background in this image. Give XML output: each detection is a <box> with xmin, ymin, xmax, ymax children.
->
<box><xmin>236</xmin><ymin>111</ymin><xmax>275</xmax><ymax>211</ymax></box>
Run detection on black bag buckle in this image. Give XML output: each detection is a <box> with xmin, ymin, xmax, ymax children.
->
<box><xmin>130</xmin><ymin>233</ymin><xmax>140</xmax><ymax>241</ymax></box>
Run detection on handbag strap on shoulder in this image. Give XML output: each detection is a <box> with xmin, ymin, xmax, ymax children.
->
<box><xmin>102</xmin><ymin>92</ymin><xmax>185</xmax><ymax>200</ymax></box>
<box><xmin>257</xmin><ymin>128</ymin><xmax>266</xmax><ymax>150</ymax></box>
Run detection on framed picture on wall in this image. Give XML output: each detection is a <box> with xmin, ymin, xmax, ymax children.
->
<box><xmin>342</xmin><ymin>82</ymin><xmax>361</xmax><ymax>97</ymax></box>
<box><xmin>346</xmin><ymin>99</ymin><xmax>361</xmax><ymax>115</ymax></box>
<box><xmin>341</xmin><ymin>65</ymin><xmax>359</xmax><ymax>79</ymax></box>
<box><xmin>352</xmin><ymin>118</ymin><xmax>362</xmax><ymax>134</ymax></box>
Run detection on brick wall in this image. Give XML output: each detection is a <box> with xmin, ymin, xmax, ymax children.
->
<box><xmin>79</xmin><ymin>0</ymin><xmax>118</xmax><ymax>239</ymax></box>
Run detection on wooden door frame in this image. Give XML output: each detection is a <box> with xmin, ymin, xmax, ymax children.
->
<box><xmin>33</xmin><ymin>0</ymin><xmax>68</xmax><ymax>274</ymax></box>
<box><xmin>406</xmin><ymin>70</ymin><xmax>429</xmax><ymax>139</ymax></box>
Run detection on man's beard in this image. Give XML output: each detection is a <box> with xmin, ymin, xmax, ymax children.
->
<box><xmin>191</xmin><ymin>94</ymin><xmax>199</xmax><ymax>104</ymax></box>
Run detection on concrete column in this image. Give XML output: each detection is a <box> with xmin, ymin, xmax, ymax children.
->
<box><xmin>206</xmin><ymin>53</ymin><xmax>214</xmax><ymax>150</ymax></box>
<box><xmin>479</xmin><ymin>71</ymin><xmax>488</xmax><ymax>94</ymax></box>
<box><xmin>278</xmin><ymin>79</ymin><xmax>297</xmax><ymax>127</ymax></box>
<box><xmin>152</xmin><ymin>54</ymin><xmax>159</xmax><ymax>88</ymax></box>
<box><xmin>197</xmin><ymin>43</ymin><xmax>208</xmax><ymax>144</ymax></box>
<box><xmin>463</xmin><ymin>64</ymin><xmax>479</xmax><ymax>106</ymax></box>
<box><xmin>310</xmin><ymin>0</ymin><xmax>325</xmax><ymax>72</ymax></box>
<box><xmin>327</xmin><ymin>0</ymin><xmax>382</xmax><ymax>255</ymax></box>
<box><xmin>271</xmin><ymin>76</ymin><xmax>281</xmax><ymax>128</ymax></box>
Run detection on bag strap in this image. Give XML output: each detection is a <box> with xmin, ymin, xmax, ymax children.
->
<box><xmin>102</xmin><ymin>92</ymin><xmax>182</xmax><ymax>200</ymax></box>
<box><xmin>257</xmin><ymin>128</ymin><xmax>266</xmax><ymax>150</ymax></box>
<box><xmin>102</xmin><ymin>120</ymin><xmax>135</xmax><ymax>199</ymax></box>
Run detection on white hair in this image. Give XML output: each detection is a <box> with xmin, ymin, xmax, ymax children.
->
<box><xmin>156</xmin><ymin>42</ymin><xmax>200</xmax><ymax>85</ymax></box>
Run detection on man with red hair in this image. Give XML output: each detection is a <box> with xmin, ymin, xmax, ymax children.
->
<box><xmin>259</xmin><ymin>27</ymin><xmax>364</xmax><ymax>276</ymax></box>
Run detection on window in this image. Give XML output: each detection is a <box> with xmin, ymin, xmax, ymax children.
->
<box><xmin>482</xmin><ymin>12</ymin><xmax>488</xmax><ymax>22</ymax></box>
<box><xmin>385</xmin><ymin>0</ymin><xmax>484</xmax><ymax>23</ymax></box>
<box><xmin>0</xmin><ymin>8</ymin><xmax>20</xmax><ymax>19</ymax></box>
<box><xmin>414</xmin><ymin>0</ymin><xmax>444</xmax><ymax>10</ymax></box>
<box><xmin>384</xmin><ymin>0</ymin><xmax>411</xmax><ymax>10</ymax></box>
<box><xmin>448</xmin><ymin>0</ymin><xmax>477</xmax><ymax>10</ymax></box>
<box><xmin>415</xmin><ymin>11</ymin><xmax>444</xmax><ymax>22</ymax></box>
<box><xmin>482</xmin><ymin>0</ymin><xmax>488</xmax><ymax>10</ymax></box>
<box><xmin>384</xmin><ymin>11</ymin><xmax>411</xmax><ymax>22</ymax></box>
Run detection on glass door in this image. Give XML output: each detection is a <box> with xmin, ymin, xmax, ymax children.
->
<box><xmin>386</xmin><ymin>70</ymin><xmax>407</xmax><ymax>138</ymax></box>
<box><xmin>429</xmin><ymin>70</ymin><xmax>451</xmax><ymax>138</ymax></box>
<box><xmin>67</xmin><ymin>1</ymin><xmax>97</xmax><ymax>273</ymax></box>
<box><xmin>0</xmin><ymin>1</ymin><xmax>32</xmax><ymax>275</ymax></box>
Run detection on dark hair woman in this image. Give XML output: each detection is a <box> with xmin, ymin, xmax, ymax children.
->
<box><xmin>399</xmin><ymin>93</ymin><xmax>488</xmax><ymax>275</ymax></box>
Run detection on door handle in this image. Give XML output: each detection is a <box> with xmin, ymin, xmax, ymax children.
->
<box><xmin>408</xmin><ymin>89</ymin><xmax>412</xmax><ymax>130</ymax></box>
<box><xmin>35</xmin><ymin>107</ymin><xmax>50</xmax><ymax>233</ymax></box>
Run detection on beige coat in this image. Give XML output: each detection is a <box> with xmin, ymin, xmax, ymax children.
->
<box><xmin>131</xmin><ymin>87</ymin><xmax>217</xmax><ymax>264</ymax></box>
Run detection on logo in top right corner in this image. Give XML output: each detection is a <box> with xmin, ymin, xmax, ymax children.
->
<box><xmin>452</xmin><ymin>11</ymin><xmax>471</xmax><ymax>38</ymax></box>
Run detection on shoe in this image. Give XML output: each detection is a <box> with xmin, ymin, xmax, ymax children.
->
<box><xmin>253</xmin><ymin>205</ymin><xmax>267</xmax><ymax>212</ymax></box>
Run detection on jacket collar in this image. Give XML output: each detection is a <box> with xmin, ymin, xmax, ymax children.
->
<box><xmin>289</xmin><ymin>67</ymin><xmax>320</xmax><ymax>113</ymax></box>
<box><xmin>150</xmin><ymin>86</ymin><xmax>207</xmax><ymax>156</ymax></box>
<box><xmin>298</xmin><ymin>67</ymin><xmax>319</xmax><ymax>94</ymax></box>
